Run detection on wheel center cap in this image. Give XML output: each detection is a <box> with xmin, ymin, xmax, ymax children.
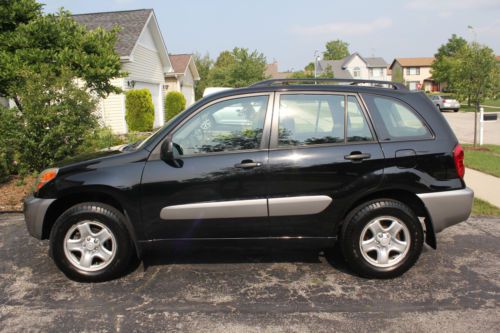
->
<box><xmin>84</xmin><ymin>238</ymin><xmax>98</xmax><ymax>251</ymax></box>
<box><xmin>378</xmin><ymin>233</ymin><xmax>391</xmax><ymax>246</ymax></box>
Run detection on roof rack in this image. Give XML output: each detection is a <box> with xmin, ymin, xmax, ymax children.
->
<box><xmin>251</xmin><ymin>78</ymin><xmax>408</xmax><ymax>91</ymax></box>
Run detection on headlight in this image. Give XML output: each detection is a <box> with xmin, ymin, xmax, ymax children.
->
<box><xmin>34</xmin><ymin>168</ymin><xmax>59</xmax><ymax>191</ymax></box>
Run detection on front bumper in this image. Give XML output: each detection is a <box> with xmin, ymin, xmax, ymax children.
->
<box><xmin>24</xmin><ymin>195</ymin><xmax>56</xmax><ymax>239</ymax></box>
<box><xmin>417</xmin><ymin>188</ymin><xmax>474</xmax><ymax>233</ymax></box>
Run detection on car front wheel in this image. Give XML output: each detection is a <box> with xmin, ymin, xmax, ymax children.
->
<box><xmin>340</xmin><ymin>199</ymin><xmax>423</xmax><ymax>279</ymax></box>
<box><xmin>50</xmin><ymin>202</ymin><xmax>136</xmax><ymax>282</ymax></box>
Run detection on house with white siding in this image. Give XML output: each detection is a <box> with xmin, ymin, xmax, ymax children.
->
<box><xmin>73</xmin><ymin>9</ymin><xmax>198</xmax><ymax>134</ymax></box>
<box><xmin>165</xmin><ymin>54</ymin><xmax>200</xmax><ymax>106</ymax></box>
<box><xmin>316</xmin><ymin>53</ymin><xmax>389</xmax><ymax>81</ymax></box>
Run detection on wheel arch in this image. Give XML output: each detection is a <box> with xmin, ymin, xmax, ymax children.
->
<box><xmin>42</xmin><ymin>190</ymin><xmax>143</xmax><ymax>257</ymax></box>
<box><xmin>343</xmin><ymin>189</ymin><xmax>436</xmax><ymax>249</ymax></box>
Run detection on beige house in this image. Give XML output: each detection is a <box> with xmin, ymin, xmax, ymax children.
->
<box><xmin>389</xmin><ymin>58</ymin><xmax>439</xmax><ymax>91</ymax></box>
<box><xmin>73</xmin><ymin>9</ymin><xmax>199</xmax><ymax>134</ymax></box>
<box><xmin>265</xmin><ymin>61</ymin><xmax>293</xmax><ymax>79</ymax></box>
<box><xmin>165</xmin><ymin>54</ymin><xmax>200</xmax><ymax>106</ymax></box>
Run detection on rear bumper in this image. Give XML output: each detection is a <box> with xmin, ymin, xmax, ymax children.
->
<box><xmin>417</xmin><ymin>188</ymin><xmax>474</xmax><ymax>233</ymax></box>
<box><xmin>24</xmin><ymin>195</ymin><xmax>55</xmax><ymax>239</ymax></box>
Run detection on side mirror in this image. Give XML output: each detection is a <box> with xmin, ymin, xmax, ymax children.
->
<box><xmin>160</xmin><ymin>138</ymin><xmax>184</xmax><ymax>168</ymax></box>
<box><xmin>160</xmin><ymin>138</ymin><xmax>174</xmax><ymax>162</ymax></box>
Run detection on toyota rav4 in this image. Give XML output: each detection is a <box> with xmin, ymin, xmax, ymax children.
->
<box><xmin>24</xmin><ymin>79</ymin><xmax>474</xmax><ymax>281</ymax></box>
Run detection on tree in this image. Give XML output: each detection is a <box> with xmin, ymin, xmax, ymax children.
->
<box><xmin>0</xmin><ymin>4</ymin><xmax>123</xmax><ymax>111</ymax></box>
<box><xmin>207</xmin><ymin>48</ymin><xmax>267</xmax><ymax>88</ymax></box>
<box><xmin>4</xmin><ymin>67</ymin><xmax>98</xmax><ymax>172</ymax></box>
<box><xmin>304</xmin><ymin>62</ymin><xmax>315</xmax><ymax>73</ymax></box>
<box><xmin>323</xmin><ymin>39</ymin><xmax>350</xmax><ymax>60</ymax></box>
<box><xmin>431</xmin><ymin>34</ymin><xmax>468</xmax><ymax>88</ymax></box>
<box><xmin>0</xmin><ymin>0</ymin><xmax>123</xmax><ymax>172</ymax></box>
<box><xmin>392</xmin><ymin>66</ymin><xmax>404</xmax><ymax>83</ymax></box>
<box><xmin>451</xmin><ymin>42</ymin><xmax>500</xmax><ymax>146</ymax></box>
<box><xmin>214</xmin><ymin>50</ymin><xmax>235</xmax><ymax>68</ymax></box>
<box><xmin>320</xmin><ymin>65</ymin><xmax>334</xmax><ymax>78</ymax></box>
<box><xmin>193</xmin><ymin>52</ymin><xmax>213</xmax><ymax>100</ymax></box>
<box><xmin>290</xmin><ymin>71</ymin><xmax>314</xmax><ymax>79</ymax></box>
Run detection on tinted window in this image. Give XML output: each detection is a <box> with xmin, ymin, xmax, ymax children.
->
<box><xmin>347</xmin><ymin>96</ymin><xmax>373</xmax><ymax>142</ymax></box>
<box><xmin>363</xmin><ymin>94</ymin><xmax>432</xmax><ymax>141</ymax></box>
<box><xmin>172</xmin><ymin>95</ymin><xmax>268</xmax><ymax>155</ymax></box>
<box><xmin>277</xmin><ymin>94</ymin><xmax>345</xmax><ymax>147</ymax></box>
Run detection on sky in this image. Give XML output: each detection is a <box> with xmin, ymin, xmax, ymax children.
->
<box><xmin>42</xmin><ymin>0</ymin><xmax>500</xmax><ymax>71</ymax></box>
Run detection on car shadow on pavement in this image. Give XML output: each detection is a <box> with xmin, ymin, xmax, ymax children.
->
<box><xmin>141</xmin><ymin>242</ymin><xmax>354</xmax><ymax>275</ymax></box>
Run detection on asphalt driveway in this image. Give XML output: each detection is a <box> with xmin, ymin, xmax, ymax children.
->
<box><xmin>0</xmin><ymin>213</ymin><xmax>499</xmax><ymax>332</ymax></box>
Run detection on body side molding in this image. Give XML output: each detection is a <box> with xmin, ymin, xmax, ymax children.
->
<box><xmin>160</xmin><ymin>196</ymin><xmax>333</xmax><ymax>220</ymax></box>
<box><xmin>160</xmin><ymin>199</ymin><xmax>267</xmax><ymax>220</ymax></box>
<box><xmin>268</xmin><ymin>195</ymin><xmax>332</xmax><ymax>216</ymax></box>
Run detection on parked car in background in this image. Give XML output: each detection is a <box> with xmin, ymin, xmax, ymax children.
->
<box><xmin>24</xmin><ymin>78</ymin><xmax>473</xmax><ymax>282</ymax></box>
<box><xmin>203</xmin><ymin>87</ymin><xmax>233</xmax><ymax>97</ymax></box>
<box><xmin>430</xmin><ymin>95</ymin><xmax>460</xmax><ymax>112</ymax></box>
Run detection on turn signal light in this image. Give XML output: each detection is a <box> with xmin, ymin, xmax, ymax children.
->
<box><xmin>35</xmin><ymin>168</ymin><xmax>59</xmax><ymax>191</ymax></box>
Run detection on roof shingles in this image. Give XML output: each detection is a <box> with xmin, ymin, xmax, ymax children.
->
<box><xmin>72</xmin><ymin>9</ymin><xmax>152</xmax><ymax>57</ymax></box>
<box><xmin>169</xmin><ymin>54</ymin><xmax>192</xmax><ymax>74</ymax></box>
<box><xmin>394</xmin><ymin>57</ymin><xmax>435</xmax><ymax>67</ymax></box>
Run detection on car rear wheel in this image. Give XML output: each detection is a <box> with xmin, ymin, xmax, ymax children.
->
<box><xmin>340</xmin><ymin>199</ymin><xmax>423</xmax><ymax>278</ymax></box>
<box><xmin>50</xmin><ymin>202</ymin><xmax>136</xmax><ymax>282</ymax></box>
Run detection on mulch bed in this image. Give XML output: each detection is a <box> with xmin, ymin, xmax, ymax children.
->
<box><xmin>0</xmin><ymin>176</ymin><xmax>36</xmax><ymax>212</ymax></box>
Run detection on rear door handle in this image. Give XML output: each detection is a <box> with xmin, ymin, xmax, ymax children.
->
<box><xmin>344</xmin><ymin>152</ymin><xmax>371</xmax><ymax>161</ymax></box>
<box><xmin>234</xmin><ymin>160</ymin><xmax>262</xmax><ymax>169</ymax></box>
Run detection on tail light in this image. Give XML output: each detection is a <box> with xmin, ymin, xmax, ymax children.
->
<box><xmin>453</xmin><ymin>144</ymin><xmax>465</xmax><ymax>178</ymax></box>
<box><xmin>442</xmin><ymin>99</ymin><xmax>447</xmax><ymax>103</ymax></box>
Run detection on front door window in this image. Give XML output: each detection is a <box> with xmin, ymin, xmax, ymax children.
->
<box><xmin>172</xmin><ymin>95</ymin><xmax>269</xmax><ymax>156</ymax></box>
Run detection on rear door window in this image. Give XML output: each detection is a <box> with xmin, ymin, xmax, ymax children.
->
<box><xmin>362</xmin><ymin>94</ymin><xmax>433</xmax><ymax>141</ymax></box>
<box><xmin>277</xmin><ymin>94</ymin><xmax>345</xmax><ymax>147</ymax></box>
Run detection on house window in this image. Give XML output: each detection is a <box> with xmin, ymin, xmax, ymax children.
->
<box><xmin>353</xmin><ymin>67</ymin><xmax>361</xmax><ymax>77</ymax></box>
<box><xmin>406</xmin><ymin>67</ymin><xmax>420</xmax><ymax>75</ymax></box>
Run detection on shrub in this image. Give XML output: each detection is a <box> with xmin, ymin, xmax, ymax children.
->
<box><xmin>0</xmin><ymin>69</ymin><xmax>98</xmax><ymax>174</ymax></box>
<box><xmin>0</xmin><ymin>106</ymin><xmax>21</xmax><ymax>182</ymax></box>
<box><xmin>77</xmin><ymin>126</ymin><xmax>124</xmax><ymax>154</ymax></box>
<box><xmin>165</xmin><ymin>91</ymin><xmax>186</xmax><ymax>121</ymax></box>
<box><xmin>125</xmin><ymin>89</ymin><xmax>155</xmax><ymax>131</ymax></box>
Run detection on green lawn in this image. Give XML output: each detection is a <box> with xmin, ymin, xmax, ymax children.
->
<box><xmin>463</xmin><ymin>144</ymin><xmax>500</xmax><ymax>178</ymax></box>
<box><xmin>472</xmin><ymin>198</ymin><xmax>500</xmax><ymax>217</ymax></box>
<box><xmin>460</xmin><ymin>105</ymin><xmax>498</xmax><ymax>112</ymax></box>
<box><xmin>482</xmin><ymin>98</ymin><xmax>500</xmax><ymax>107</ymax></box>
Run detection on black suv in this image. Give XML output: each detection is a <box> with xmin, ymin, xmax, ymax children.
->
<box><xmin>24</xmin><ymin>79</ymin><xmax>473</xmax><ymax>281</ymax></box>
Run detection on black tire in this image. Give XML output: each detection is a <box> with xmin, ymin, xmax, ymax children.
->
<box><xmin>436</xmin><ymin>104</ymin><xmax>442</xmax><ymax>112</ymax></box>
<box><xmin>454</xmin><ymin>109</ymin><xmax>459</xmax><ymax>112</ymax></box>
<box><xmin>340</xmin><ymin>199</ymin><xmax>423</xmax><ymax>279</ymax></box>
<box><xmin>49</xmin><ymin>202</ymin><xmax>136</xmax><ymax>282</ymax></box>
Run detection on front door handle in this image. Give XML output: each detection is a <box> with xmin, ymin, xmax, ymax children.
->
<box><xmin>234</xmin><ymin>160</ymin><xmax>262</xmax><ymax>169</ymax></box>
<box><xmin>344</xmin><ymin>152</ymin><xmax>371</xmax><ymax>161</ymax></box>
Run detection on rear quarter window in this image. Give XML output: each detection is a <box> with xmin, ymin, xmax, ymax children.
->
<box><xmin>362</xmin><ymin>94</ymin><xmax>433</xmax><ymax>141</ymax></box>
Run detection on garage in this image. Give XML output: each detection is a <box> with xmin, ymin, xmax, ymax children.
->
<box><xmin>182</xmin><ymin>84</ymin><xmax>195</xmax><ymax>106</ymax></box>
<box><xmin>133</xmin><ymin>81</ymin><xmax>163</xmax><ymax>128</ymax></box>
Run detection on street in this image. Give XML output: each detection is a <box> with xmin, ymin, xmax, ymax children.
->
<box><xmin>0</xmin><ymin>213</ymin><xmax>499</xmax><ymax>332</ymax></box>
<box><xmin>442</xmin><ymin>111</ymin><xmax>500</xmax><ymax>145</ymax></box>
